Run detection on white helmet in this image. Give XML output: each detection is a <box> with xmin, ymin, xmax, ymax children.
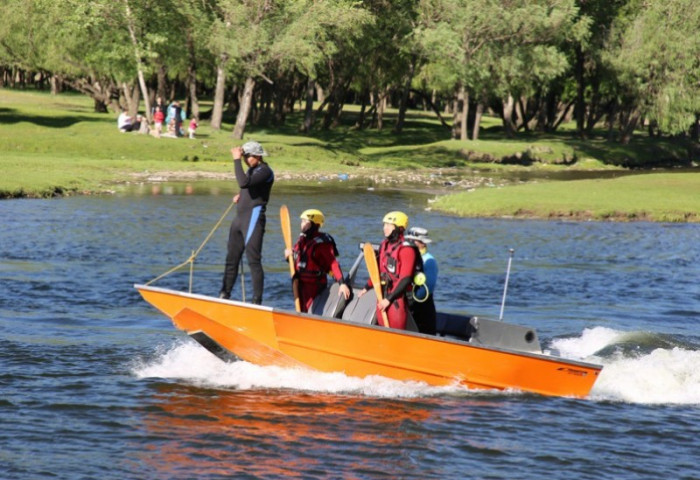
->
<box><xmin>405</xmin><ymin>226</ymin><xmax>432</xmax><ymax>244</ymax></box>
<box><xmin>242</xmin><ymin>141</ymin><xmax>267</xmax><ymax>157</ymax></box>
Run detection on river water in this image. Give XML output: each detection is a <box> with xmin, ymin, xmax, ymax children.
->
<box><xmin>1</xmin><ymin>183</ymin><xmax>699</xmax><ymax>479</ymax></box>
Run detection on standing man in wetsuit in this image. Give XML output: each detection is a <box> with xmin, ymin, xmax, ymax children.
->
<box><xmin>219</xmin><ymin>141</ymin><xmax>274</xmax><ymax>304</ymax></box>
<box><xmin>284</xmin><ymin>209</ymin><xmax>351</xmax><ymax>312</ymax></box>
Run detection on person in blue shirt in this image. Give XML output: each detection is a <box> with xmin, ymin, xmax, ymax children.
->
<box><xmin>405</xmin><ymin>227</ymin><xmax>438</xmax><ymax>334</ymax></box>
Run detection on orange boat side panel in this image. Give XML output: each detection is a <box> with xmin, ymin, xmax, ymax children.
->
<box><xmin>137</xmin><ymin>286</ymin><xmax>600</xmax><ymax>398</ymax></box>
<box><xmin>272</xmin><ymin>313</ymin><xmax>599</xmax><ymax>397</ymax></box>
<box><xmin>173</xmin><ymin>308</ymin><xmax>306</xmax><ymax>369</ymax></box>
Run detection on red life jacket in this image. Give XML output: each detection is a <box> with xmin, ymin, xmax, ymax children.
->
<box><xmin>379</xmin><ymin>239</ymin><xmax>420</xmax><ymax>297</ymax></box>
<box><xmin>293</xmin><ymin>232</ymin><xmax>338</xmax><ymax>282</ymax></box>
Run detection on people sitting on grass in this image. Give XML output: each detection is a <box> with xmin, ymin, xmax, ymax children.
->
<box><xmin>117</xmin><ymin>109</ymin><xmax>133</xmax><ymax>132</ymax></box>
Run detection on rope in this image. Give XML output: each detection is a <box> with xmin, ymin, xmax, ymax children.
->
<box><xmin>145</xmin><ymin>200</ymin><xmax>236</xmax><ymax>291</ymax></box>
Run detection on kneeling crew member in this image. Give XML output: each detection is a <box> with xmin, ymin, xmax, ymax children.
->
<box><xmin>284</xmin><ymin>209</ymin><xmax>351</xmax><ymax>313</ymax></box>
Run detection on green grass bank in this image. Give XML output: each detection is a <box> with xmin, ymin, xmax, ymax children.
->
<box><xmin>1</xmin><ymin>89</ymin><xmax>698</xmax><ymax>222</ymax></box>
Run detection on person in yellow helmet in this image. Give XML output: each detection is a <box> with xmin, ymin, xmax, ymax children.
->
<box><xmin>284</xmin><ymin>209</ymin><xmax>351</xmax><ymax>312</ymax></box>
<box><xmin>359</xmin><ymin>211</ymin><xmax>417</xmax><ymax>330</ymax></box>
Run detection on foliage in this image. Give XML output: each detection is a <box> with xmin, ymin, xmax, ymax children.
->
<box><xmin>1</xmin><ymin>0</ymin><xmax>699</xmax><ymax>143</ymax></box>
<box><xmin>605</xmin><ymin>0</ymin><xmax>700</xmax><ymax>135</ymax></box>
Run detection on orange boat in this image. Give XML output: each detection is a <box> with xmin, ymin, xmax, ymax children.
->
<box><xmin>136</xmin><ymin>253</ymin><xmax>601</xmax><ymax>397</ymax></box>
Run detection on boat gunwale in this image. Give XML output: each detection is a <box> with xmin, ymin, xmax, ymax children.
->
<box><xmin>134</xmin><ymin>283</ymin><xmax>603</xmax><ymax>372</ymax></box>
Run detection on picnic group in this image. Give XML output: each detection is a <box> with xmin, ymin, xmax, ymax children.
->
<box><xmin>117</xmin><ymin>96</ymin><xmax>198</xmax><ymax>139</ymax></box>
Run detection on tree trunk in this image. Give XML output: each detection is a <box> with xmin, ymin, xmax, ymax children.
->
<box><xmin>451</xmin><ymin>87</ymin><xmax>466</xmax><ymax>139</ymax></box>
<box><xmin>121</xmin><ymin>82</ymin><xmax>141</xmax><ymax>117</ymax></box>
<box><xmin>210</xmin><ymin>57</ymin><xmax>227</xmax><ymax>130</ymax></box>
<box><xmin>301</xmin><ymin>78</ymin><xmax>315</xmax><ymax>132</ymax></box>
<box><xmin>502</xmin><ymin>94</ymin><xmax>517</xmax><ymax>138</ymax></box>
<box><xmin>375</xmin><ymin>88</ymin><xmax>386</xmax><ymax>130</ymax></box>
<box><xmin>459</xmin><ymin>87</ymin><xmax>468</xmax><ymax>140</ymax></box>
<box><xmin>315</xmin><ymin>84</ymin><xmax>325</xmax><ymax>104</ymax></box>
<box><xmin>50</xmin><ymin>76</ymin><xmax>61</xmax><ymax>95</ymax></box>
<box><xmin>393</xmin><ymin>56</ymin><xmax>416</xmax><ymax>134</ymax></box>
<box><xmin>355</xmin><ymin>89</ymin><xmax>369</xmax><ymax>129</ymax></box>
<box><xmin>552</xmin><ymin>100</ymin><xmax>575</xmax><ymax>131</ymax></box>
<box><xmin>574</xmin><ymin>46</ymin><xmax>586</xmax><ymax>138</ymax></box>
<box><xmin>94</xmin><ymin>98</ymin><xmax>109</xmax><ymax>113</ymax></box>
<box><xmin>123</xmin><ymin>0</ymin><xmax>152</xmax><ymax>122</ymax></box>
<box><xmin>131</xmin><ymin>83</ymin><xmax>141</xmax><ymax>116</ymax></box>
<box><xmin>619</xmin><ymin>109</ymin><xmax>640</xmax><ymax>145</ymax></box>
<box><xmin>691</xmin><ymin>113</ymin><xmax>700</xmax><ymax>141</ymax></box>
<box><xmin>472</xmin><ymin>101</ymin><xmax>484</xmax><ymax>140</ymax></box>
<box><xmin>156</xmin><ymin>63</ymin><xmax>167</xmax><ymax>100</ymax></box>
<box><xmin>233</xmin><ymin>76</ymin><xmax>256</xmax><ymax>139</ymax></box>
<box><xmin>185</xmin><ymin>31</ymin><xmax>199</xmax><ymax>120</ymax></box>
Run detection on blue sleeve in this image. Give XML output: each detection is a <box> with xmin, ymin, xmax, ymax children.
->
<box><xmin>423</xmin><ymin>255</ymin><xmax>438</xmax><ymax>293</ymax></box>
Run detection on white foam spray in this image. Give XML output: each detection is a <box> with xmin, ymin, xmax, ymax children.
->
<box><xmin>133</xmin><ymin>328</ymin><xmax>700</xmax><ymax>405</ymax></box>
<box><xmin>550</xmin><ymin>326</ymin><xmax>700</xmax><ymax>405</ymax></box>
<box><xmin>132</xmin><ymin>340</ymin><xmax>468</xmax><ymax>399</ymax></box>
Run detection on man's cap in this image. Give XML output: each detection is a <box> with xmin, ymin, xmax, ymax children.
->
<box><xmin>242</xmin><ymin>141</ymin><xmax>267</xmax><ymax>157</ymax></box>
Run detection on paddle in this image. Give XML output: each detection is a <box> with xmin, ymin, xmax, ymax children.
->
<box><xmin>363</xmin><ymin>242</ymin><xmax>390</xmax><ymax>328</ymax></box>
<box><xmin>280</xmin><ymin>205</ymin><xmax>301</xmax><ymax>312</ymax></box>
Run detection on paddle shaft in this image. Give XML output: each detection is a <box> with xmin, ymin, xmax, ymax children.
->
<box><xmin>363</xmin><ymin>242</ymin><xmax>390</xmax><ymax>328</ymax></box>
<box><xmin>280</xmin><ymin>205</ymin><xmax>301</xmax><ymax>312</ymax></box>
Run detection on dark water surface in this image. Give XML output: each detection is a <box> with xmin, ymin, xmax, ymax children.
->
<box><xmin>1</xmin><ymin>184</ymin><xmax>699</xmax><ymax>479</ymax></box>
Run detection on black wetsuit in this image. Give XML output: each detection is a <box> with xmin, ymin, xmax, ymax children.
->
<box><xmin>220</xmin><ymin>158</ymin><xmax>274</xmax><ymax>303</ymax></box>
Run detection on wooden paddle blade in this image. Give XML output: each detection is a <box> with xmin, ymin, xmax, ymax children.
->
<box><xmin>363</xmin><ymin>242</ymin><xmax>390</xmax><ymax>328</ymax></box>
<box><xmin>280</xmin><ymin>205</ymin><xmax>293</xmax><ymax>250</ymax></box>
<box><xmin>280</xmin><ymin>205</ymin><xmax>295</xmax><ymax>276</ymax></box>
<box><xmin>280</xmin><ymin>205</ymin><xmax>301</xmax><ymax>312</ymax></box>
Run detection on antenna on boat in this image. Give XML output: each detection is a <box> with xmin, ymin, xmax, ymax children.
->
<box><xmin>499</xmin><ymin>248</ymin><xmax>515</xmax><ymax>321</ymax></box>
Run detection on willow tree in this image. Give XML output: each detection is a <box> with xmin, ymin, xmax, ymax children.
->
<box><xmin>416</xmin><ymin>0</ymin><xmax>583</xmax><ymax>140</ymax></box>
<box><xmin>415</xmin><ymin>0</ymin><xmax>508</xmax><ymax>140</ymax></box>
<box><xmin>210</xmin><ymin>0</ymin><xmax>283</xmax><ymax>139</ymax></box>
<box><xmin>0</xmin><ymin>0</ymin><xmax>131</xmax><ymax>112</ymax></box>
<box><xmin>269</xmin><ymin>0</ymin><xmax>373</xmax><ymax>132</ymax></box>
<box><xmin>605</xmin><ymin>0</ymin><xmax>700</xmax><ymax>142</ymax></box>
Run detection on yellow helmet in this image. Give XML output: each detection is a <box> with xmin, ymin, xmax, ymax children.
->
<box><xmin>382</xmin><ymin>211</ymin><xmax>409</xmax><ymax>229</ymax></box>
<box><xmin>300</xmin><ymin>209</ymin><xmax>325</xmax><ymax>227</ymax></box>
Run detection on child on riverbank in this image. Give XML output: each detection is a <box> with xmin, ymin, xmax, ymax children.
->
<box><xmin>153</xmin><ymin>106</ymin><xmax>165</xmax><ymax>137</ymax></box>
<box><xmin>188</xmin><ymin>117</ymin><xmax>198</xmax><ymax>139</ymax></box>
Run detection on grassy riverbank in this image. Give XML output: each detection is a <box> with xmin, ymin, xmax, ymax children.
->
<box><xmin>433</xmin><ymin>172</ymin><xmax>700</xmax><ymax>222</ymax></box>
<box><xmin>1</xmin><ymin>89</ymin><xmax>698</xmax><ymax>221</ymax></box>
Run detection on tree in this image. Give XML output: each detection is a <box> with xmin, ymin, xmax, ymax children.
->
<box><xmin>268</xmin><ymin>0</ymin><xmax>373</xmax><ymax>132</ymax></box>
<box><xmin>211</xmin><ymin>0</ymin><xmax>280</xmax><ymax>139</ymax></box>
<box><xmin>415</xmin><ymin>0</ymin><xmax>582</xmax><ymax>140</ymax></box>
<box><xmin>606</xmin><ymin>0</ymin><xmax>700</xmax><ymax>141</ymax></box>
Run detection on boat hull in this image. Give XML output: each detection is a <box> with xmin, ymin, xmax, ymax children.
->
<box><xmin>136</xmin><ymin>285</ymin><xmax>601</xmax><ymax>398</ymax></box>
